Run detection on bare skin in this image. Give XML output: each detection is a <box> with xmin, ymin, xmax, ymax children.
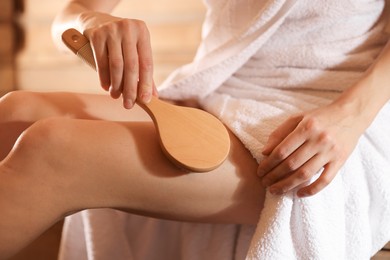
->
<box><xmin>0</xmin><ymin>91</ymin><xmax>264</xmax><ymax>259</ymax></box>
<box><xmin>51</xmin><ymin>0</ymin><xmax>390</xmax><ymax>199</ymax></box>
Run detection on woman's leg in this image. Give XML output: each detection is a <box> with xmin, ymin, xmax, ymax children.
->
<box><xmin>0</xmin><ymin>90</ymin><xmax>149</xmax><ymax>160</ymax></box>
<box><xmin>0</xmin><ymin>91</ymin><xmax>264</xmax><ymax>258</ymax></box>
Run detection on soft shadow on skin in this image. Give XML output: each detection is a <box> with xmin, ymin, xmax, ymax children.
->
<box><xmin>127</xmin><ymin>121</ymin><xmax>187</xmax><ymax>178</ymax></box>
<box><xmin>0</xmin><ymin>92</ymin><xmax>100</xmax><ymax>161</ymax></box>
<box><xmin>127</xmin><ymin>123</ymin><xmax>264</xmax><ymax>224</ymax></box>
<box><xmin>205</xmin><ymin>131</ymin><xmax>265</xmax><ymax>225</ymax></box>
<box><xmin>35</xmin><ymin>91</ymin><xmax>151</xmax><ymax>122</ymax></box>
<box><xmin>34</xmin><ymin>92</ymin><xmax>101</xmax><ymax>120</ymax></box>
<box><xmin>0</xmin><ymin>122</ymin><xmax>32</xmax><ymax>161</ymax></box>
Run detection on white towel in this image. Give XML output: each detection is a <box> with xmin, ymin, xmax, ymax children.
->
<box><xmin>158</xmin><ymin>0</ymin><xmax>299</xmax><ymax>100</ymax></box>
<box><xmin>159</xmin><ymin>0</ymin><xmax>390</xmax><ymax>259</ymax></box>
<box><xmin>59</xmin><ymin>0</ymin><xmax>390</xmax><ymax>259</ymax></box>
<box><xmin>245</xmin><ymin>103</ymin><xmax>390</xmax><ymax>259</ymax></box>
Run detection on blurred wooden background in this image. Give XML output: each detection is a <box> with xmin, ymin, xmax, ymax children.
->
<box><xmin>1</xmin><ymin>0</ymin><xmax>205</xmax><ymax>95</ymax></box>
<box><xmin>0</xmin><ymin>0</ymin><xmax>23</xmax><ymax>96</ymax></box>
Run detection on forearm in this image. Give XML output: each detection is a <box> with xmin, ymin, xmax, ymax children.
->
<box><xmin>51</xmin><ymin>0</ymin><xmax>120</xmax><ymax>51</ymax></box>
<box><xmin>333</xmin><ymin>39</ymin><xmax>390</xmax><ymax>130</ymax></box>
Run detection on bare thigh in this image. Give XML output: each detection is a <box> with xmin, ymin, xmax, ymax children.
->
<box><xmin>1</xmin><ymin>91</ymin><xmax>264</xmax><ymax>221</ymax></box>
<box><xmin>0</xmin><ymin>91</ymin><xmax>264</xmax><ymax>257</ymax></box>
<box><xmin>3</xmin><ymin>118</ymin><xmax>263</xmax><ymax>222</ymax></box>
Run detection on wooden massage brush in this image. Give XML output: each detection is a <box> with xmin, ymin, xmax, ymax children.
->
<box><xmin>62</xmin><ymin>28</ymin><xmax>230</xmax><ymax>172</ymax></box>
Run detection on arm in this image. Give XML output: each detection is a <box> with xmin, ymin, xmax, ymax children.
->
<box><xmin>257</xmin><ymin>39</ymin><xmax>390</xmax><ymax>197</ymax></box>
<box><xmin>51</xmin><ymin>0</ymin><xmax>120</xmax><ymax>50</ymax></box>
<box><xmin>52</xmin><ymin>0</ymin><xmax>155</xmax><ymax>108</ymax></box>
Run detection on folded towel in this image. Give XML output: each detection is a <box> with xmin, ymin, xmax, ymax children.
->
<box><xmin>246</xmin><ymin>102</ymin><xmax>390</xmax><ymax>259</ymax></box>
<box><xmin>158</xmin><ymin>0</ymin><xmax>298</xmax><ymax>100</ymax></box>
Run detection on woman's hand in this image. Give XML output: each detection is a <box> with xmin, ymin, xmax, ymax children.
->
<box><xmin>257</xmin><ymin>101</ymin><xmax>369</xmax><ymax>197</ymax></box>
<box><xmin>79</xmin><ymin>11</ymin><xmax>157</xmax><ymax>108</ymax></box>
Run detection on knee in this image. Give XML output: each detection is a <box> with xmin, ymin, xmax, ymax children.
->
<box><xmin>0</xmin><ymin>91</ymin><xmax>41</xmax><ymax>121</ymax></box>
<box><xmin>10</xmin><ymin>118</ymin><xmax>73</xmax><ymax>164</ymax></box>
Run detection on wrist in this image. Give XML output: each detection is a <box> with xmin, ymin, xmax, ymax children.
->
<box><xmin>51</xmin><ymin>3</ymin><xmax>88</xmax><ymax>51</ymax></box>
<box><xmin>77</xmin><ymin>11</ymin><xmax>123</xmax><ymax>35</ymax></box>
<box><xmin>332</xmin><ymin>76</ymin><xmax>385</xmax><ymax>131</ymax></box>
<box><xmin>76</xmin><ymin>10</ymin><xmax>97</xmax><ymax>31</ymax></box>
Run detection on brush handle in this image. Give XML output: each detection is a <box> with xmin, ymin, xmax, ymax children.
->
<box><xmin>62</xmin><ymin>29</ymin><xmax>174</xmax><ymax>125</ymax></box>
<box><xmin>62</xmin><ymin>29</ymin><xmax>101</xmax><ymax>71</ymax></box>
<box><xmin>61</xmin><ymin>28</ymin><xmax>231</xmax><ymax>172</ymax></box>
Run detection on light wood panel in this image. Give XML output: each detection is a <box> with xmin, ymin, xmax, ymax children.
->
<box><xmin>17</xmin><ymin>0</ymin><xmax>206</xmax><ymax>92</ymax></box>
<box><xmin>0</xmin><ymin>0</ymin><xmax>16</xmax><ymax>96</ymax></box>
<box><xmin>0</xmin><ymin>24</ymin><xmax>14</xmax><ymax>95</ymax></box>
<box><xmin>0</xmin><ymin>65</ymin><xmax>14</xmax><ymax>94</ymax></box>
<box><xmin>0</xmin><ymin>0</ymin><xmax>13</xmax><ymax>22</ymax></box>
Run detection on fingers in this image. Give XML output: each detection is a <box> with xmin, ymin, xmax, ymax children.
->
<box><xmin>261</xmin><ymin>152</ymin><xmax>339</xmax><ymax>198</ymax></box>
<box><xmin>107</xmin><ymin>34</ymin><xmax>125</xmax><ymax>99</ymax></box>
<box><xmin>258</xmin><ymin>115</ymin><xmax>306</xmax><ymax>176</ymax></box>
<box><xmin>262</xmin><ymin>116</ymin><xmax>302</xmax><ymax>155</ymax></box>
<box><xmin>260</xmin><ymin>141</ymin><xmax>319</xmax><ymax>187</ymax></box>
<box><xmin>258</xmin><ymin>113</ymin><xmax>346</xmax><ymax>197</ymax></box>
<box><xmin>122</xmin><ymin>32</ymin><xmax>139</xmax><ymax>108</ymax></box>
<box><xmin>296</xmin><ymin>163</ymin><xmax>338</xmax><ymax>197</ymax></box>
<box><xmin>136</xmin><ymin>22</ymin><xmax>154</xmax><ymax>104</ymax></box>
<box><xmin>152</xmin><ymin>80</ymin><xmax>159</xmax><ymax>97</ymax></box>
<box><xmin>88</xmin><ymin>30</ymin><xmax>110</xmax><ymax>91</ymax></box>
<box><xmin>266</xmin><ymin>154</ymin><xmax>333</xmax><ymax>197</ymax></box>
<box><xmin>86</xmin><ymin>18</ymin><xmax>154</xmax><ymax>109</ymax></box>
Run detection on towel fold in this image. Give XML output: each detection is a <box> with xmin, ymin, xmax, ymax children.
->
<box><xmin>158</xmin><ymin>0</ymin><xmax>298</xmax><ymax>100</ymax></box>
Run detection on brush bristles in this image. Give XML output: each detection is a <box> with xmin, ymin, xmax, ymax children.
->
<box><xmin>76</xmin><ymin>43</ymin><xmax>96</xmax><ymax>71</ymax></box>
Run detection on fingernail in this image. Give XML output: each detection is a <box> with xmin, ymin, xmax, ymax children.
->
<box><xmin>262</xmin><ymin>147</ymin><xmax>270</xmax><ymax>155</ymax></box>
<box><xmin>141</xmin><ymin>92</ymin><xmax>151</xmax><ymax>103</ymax></box>
<box><xmin>297</xmin><ymin>191</ymin><xmax>308</xmax><ymax>197</ymax></box>
<box><xmin>124</xmin><ymin>99</ymin><xmax>133</xmax><ymax>109</ymax></box>
<box><xmin>257</xmin><ymin>168</ymin><xmax>265</xmax><ymax>177</ymax></box>
<box><xmin>269</xmin><ymin>187</ymin><xmax>282</xmax><ymax>195</ymax></box>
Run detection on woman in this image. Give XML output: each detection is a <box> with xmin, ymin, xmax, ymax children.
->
<box><xmin>1</xmin><ymin>0</ymin><xmax>390</xmax><ymax>259</ymax></box>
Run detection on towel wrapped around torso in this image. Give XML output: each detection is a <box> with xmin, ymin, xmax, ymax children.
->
<box><xmin>59</xmin><ymin>0</ymin><xmax>390</xmax><ymax>259</ymax></box>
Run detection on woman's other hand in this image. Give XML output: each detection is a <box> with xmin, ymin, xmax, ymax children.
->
<box><xmin>257</xmin><ymin>101</ymin><xmax>368</xmax><ymax>197</ymax></box>
<box><xmin>80</xmin><ymin>11</ymin><xmax>156</xmax><ymax>108</ymax></box>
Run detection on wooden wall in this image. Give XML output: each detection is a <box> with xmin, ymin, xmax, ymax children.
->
<box><xmin>0</xmin><ymin>0</ymin><xmax>23</xmax><ymax>96</ymax></box>
<box><xmin>16</xmin><ymin>0</ymin><xmax>206</xmax><ymax>93</ymax></box>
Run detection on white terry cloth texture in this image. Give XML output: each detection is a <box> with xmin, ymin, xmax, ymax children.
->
<box><xmin>59</xmin><ymin>0</ymin><xmax>390</xmax><ymax>259</ymax></box>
